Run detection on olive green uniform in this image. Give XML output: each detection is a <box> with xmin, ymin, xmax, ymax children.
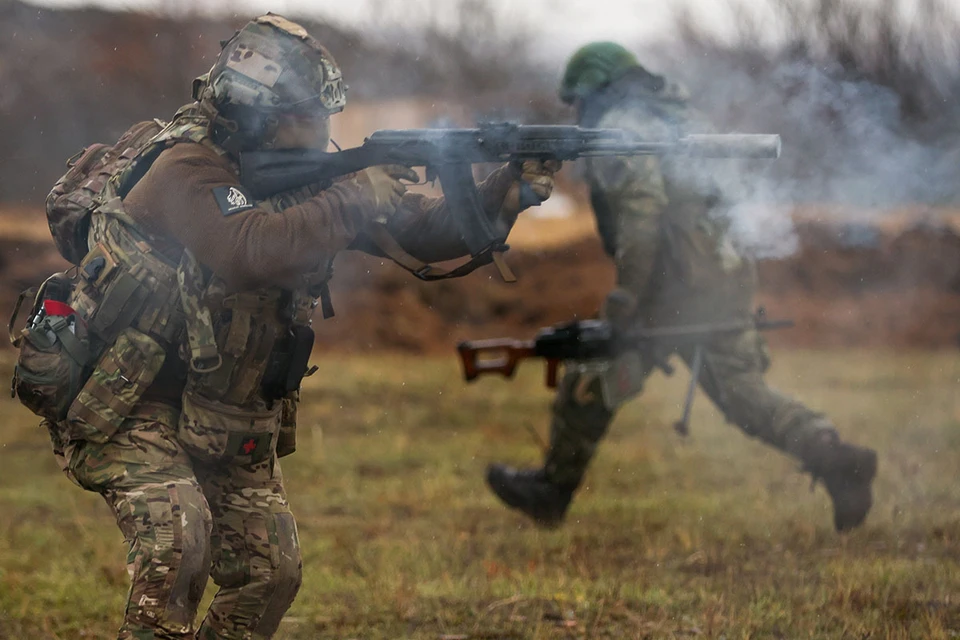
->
<box><xmin>543</xmin><ymin>75</ymin><xmax>835</xmax><ymax>489</ymax></box>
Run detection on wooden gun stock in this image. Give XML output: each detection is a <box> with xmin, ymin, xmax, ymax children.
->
<box><xmin>456</xmin><ymin>340</ymin><xmax>562</xmax><ymax>387</ymax></box>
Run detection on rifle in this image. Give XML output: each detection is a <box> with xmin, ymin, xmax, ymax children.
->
<box><xmin>240</xmin><ymin>124</ymin><xmax>781</xmax><ymax>282</ymax></box>
<box><xmin>456</xmin><ymin>310</ymin><xmax>794</xmax><ymax>436</ymax></box>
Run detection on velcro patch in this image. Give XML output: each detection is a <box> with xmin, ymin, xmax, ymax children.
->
<box><xmin>227</xmin><ymin>431</ymin><xmax>273</xmax><ymax>460</ymax></box>
<box><xmin>212</xmin><ymin>185</ymin><xmax>256</xmax><ymax>216</ymax></box>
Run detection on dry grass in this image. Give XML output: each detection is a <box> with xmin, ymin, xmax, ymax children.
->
<box><xmin>1</xmin><ymin>349</ymin><xmax>959</xmax><ymax>638</ymax></box>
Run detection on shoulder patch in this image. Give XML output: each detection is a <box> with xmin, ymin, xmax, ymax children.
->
<box><xmin>212</xmin><ymin>185</ymin><xmax>256</xmax><ymax>216</ymax></box>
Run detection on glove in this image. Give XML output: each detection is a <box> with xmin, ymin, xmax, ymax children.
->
<box><xmin>352</xmin><ymin>164</ymin><xmax>419</xmax><ymax>224</ymax></box>
<box><xmin>499</xmin><ymin>159</ymin><xmax>562</xmax><ymax>221</ymax></box>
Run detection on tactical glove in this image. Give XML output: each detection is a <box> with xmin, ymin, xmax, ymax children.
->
<box><xmin>353</xmin><ymin>164</ymin><xmax>419</xmax><ymax>224</ymax></box>
<box><xmin>499</xmin><ymin>159</ymin><xmax>562</xmax><ymax>222</ymax></box>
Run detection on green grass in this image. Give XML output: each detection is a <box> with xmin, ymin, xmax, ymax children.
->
<box><xmin>1</xmin><ymin>350</ymin><xmax>959</xmax><ymax>638</ymax></box>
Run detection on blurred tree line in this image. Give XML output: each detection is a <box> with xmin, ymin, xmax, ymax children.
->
<box><xmin>659</xmin><ymin>0</ymin><xmax>960</xmax><ymax>205</ymax></box>
<box><xmin>3</xmin><ymin>0</ymin><xmax>960</xmax><ymax>206</ymax></box>
<box><xmin>0</xmin><ymin>0</ymin><xmax>556</xmax><ymax>204</ymax></box>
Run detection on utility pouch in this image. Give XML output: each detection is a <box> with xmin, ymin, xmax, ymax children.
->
<box><xmin>11</xmin><ymin>311</ymin><xmax>91</xmax><ymax>423</ymax></box>
<box><xmin>178</xmin><ymin>390</ymin><xmax>281</xmax><ymax>465</ymax></box>
<box><xmin>9</xmin><ymin>273</ymin><xmax>93</xmax><ymax>422</ymax></box>
<box><xmin>276</xmin><ymin>391</ymin><xmax>299</xmax><ymax>459</ymax></box>
<box><xmin>65</xmin><ymin>327</ymin><xmax>165</xmax><ymax>444</ymax></box>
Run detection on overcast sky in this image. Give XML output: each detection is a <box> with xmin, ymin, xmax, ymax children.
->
<box><xmin>26</xmin><ymin>0</ymin><xmax>950</xmax><ymax>67</ymax></box>
<box><xmin>25</xmin><ymin>0</ymin><xmax>731</xmax><ymax>56</ymax></box>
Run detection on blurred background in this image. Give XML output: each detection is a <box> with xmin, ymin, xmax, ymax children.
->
<box><xmin>3</xmin><ymin>0</ymin><xmax>960</xmax><ymax>352</ymax></box>
<box><xmin>3</xmin><ymin>3</ymin><xmax>960</xmax><ymax>637</ymax></box>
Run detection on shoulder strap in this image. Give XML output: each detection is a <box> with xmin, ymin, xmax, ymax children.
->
<box><xmin>365</xmin><ymin>223</ymin><xmax>516</xmax><ymax>283</ymax></box>
<box><xmin>115</xmin><ymin>111</ymin><xmax>222</xmax><ymax>201</ymax></box>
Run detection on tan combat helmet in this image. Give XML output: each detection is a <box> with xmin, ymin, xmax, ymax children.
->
<box><xmin>195</xmin><ymin>14</ymin><xmax>347</xmax><ymax>151</ymax></box>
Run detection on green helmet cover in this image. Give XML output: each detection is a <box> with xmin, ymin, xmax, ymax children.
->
<box><xmin>559</xmin><ymin>42</ymin><xmax>639</xmax><ymax>104</ymax></box>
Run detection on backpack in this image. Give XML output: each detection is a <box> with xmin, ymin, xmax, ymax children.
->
<box><xmin>44</xmin><ymin>119</ymin><xmax>166</xmax><ymax>265</ymax></box>
<box><xmin>10</xmin><ymin>119</ymin><xmax>168</xmax><ymax>424</ymax></box>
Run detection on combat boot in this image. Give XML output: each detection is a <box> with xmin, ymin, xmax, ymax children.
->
<box><xmin>485</xmin><ymin>464</ymin><xmax>575</xmax><ymax>528</ymax></box>
<box><xmin>803</xmin><ymin>432</ymin><xmax>878</xmax><ymax>532</ymax></box>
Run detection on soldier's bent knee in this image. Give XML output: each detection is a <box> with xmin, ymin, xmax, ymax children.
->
<box><xmin>250</xmin><ymin>512</ymin><xmax>303</xmax><ymax>635</ymax></box>
<box><xmin>118</xmin><ymin>479</ymin><xmax>212</xmax><ymax>633</ymax></box>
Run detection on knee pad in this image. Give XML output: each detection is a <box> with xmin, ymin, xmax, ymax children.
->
<box><xmin>250</xmin><ymin>512</ymin><xmax>303</xmax><ymax>635</ymax></box>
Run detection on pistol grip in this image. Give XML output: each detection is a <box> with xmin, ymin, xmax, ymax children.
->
<box><xmin>457</xmin><ymin>344</ymin><xmax>481</xmax><ymax>382</ymax></box>
<box><xmin>518</xmin><ymin>180</ymin><xmax>542</xmax><ymax>209</ymax></box>
<box><xmin>545</xmin><ymin>359</ymin><xmax>560</xmax><ymax>388</ymax></box>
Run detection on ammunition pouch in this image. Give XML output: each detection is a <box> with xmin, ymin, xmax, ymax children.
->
<box><xmin>72</xmin><ymin>213</ymin><xmax>184</xmax><ymax>347</ymax></box>
<box><xmin>65</xmin><ymin>327</ymin><xmax>166</xmax><ymax>444</ymax></box>
<box><xmin>177</xmin><ymin>284</ymin><xmax>316</xmax><ymax>464</ymax></box>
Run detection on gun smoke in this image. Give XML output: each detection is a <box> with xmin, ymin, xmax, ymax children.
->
<box><xmin>638</xmin><ymin>0</ymin><xmax>960</xmax><ymax>257</ymax></box>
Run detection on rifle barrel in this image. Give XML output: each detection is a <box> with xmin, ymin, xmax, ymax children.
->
<box><xmin>629</xmin><ymin>318</ymin><xmax>794</xmax><ymax>341</ymax></box>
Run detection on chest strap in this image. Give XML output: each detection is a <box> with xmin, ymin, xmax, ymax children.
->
<box><xmin>176</xmin><ymin>249</ymin><xmax>221</xmax><ymax>373</ymax></box>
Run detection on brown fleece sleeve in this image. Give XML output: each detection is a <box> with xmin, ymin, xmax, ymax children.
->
<box><xmin>123</xmin><ymin>142</ymin><xmax>366</xmax><ymax>291</ymax></box>
<box><xmin>349</xmin><ymin>163</ymin><xmax>519</xmax><ymax>263</ymax></box>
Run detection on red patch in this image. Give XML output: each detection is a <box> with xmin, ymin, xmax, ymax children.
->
<box><xmin>241</xmin><ymin>438</ymin><xmax>257</xmax><ymax>454</ymax></box>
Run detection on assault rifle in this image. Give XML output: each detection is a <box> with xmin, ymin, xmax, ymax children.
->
<box><xmin>240</xmin><ymin>124</ymin><xmax>781</xmax><ymax>282</ymax></box>
<box><xmin>457</xmin><ymin>310</ymin><xmax>793</xmax><ymax>436</ymax></box>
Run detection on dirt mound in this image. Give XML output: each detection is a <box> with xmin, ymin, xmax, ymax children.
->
<box><xmin>316</xmin><ymin>208</ymin><xmax>960</xmax><ymax>352</ymax></box>
<box><xmin>1</xmin><ymin>207</ymin><xmax>958</xmax><ymax>352</ymax></box>
<box><xmin>757</xmin><ymin>210</ymin><xmax>960</xmax><ymax>348</ymax></box>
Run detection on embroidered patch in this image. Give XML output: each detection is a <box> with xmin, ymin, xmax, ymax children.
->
<box><xmin>212</xmin><ymin>185</ymin><xmax>256</xmax><ymax>216</ymax></box>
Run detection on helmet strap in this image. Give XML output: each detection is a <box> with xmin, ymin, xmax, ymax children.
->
<box><xmin>258</xmin><ymin>114</ymin><xmax>281</xmax><ymax>150</ymax></box>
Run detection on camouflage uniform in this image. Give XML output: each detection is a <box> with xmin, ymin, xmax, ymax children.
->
<box><xmin>487</xmin><ymin>43</ymin><xmax>876</xmax><ymax>533</ymax></box>
<box><xmin>545</xmin><ymin>78</ymin><xmax>836</xmax><ymax>483</ymax></box>
<box><xmin>38</xmin><ymin>15</ymin><xmax>557</xmax><ymax>639</ymax></box>
<box><xmin>60</xmin><ymin>403</ymin><xmax>298</xmax><ymax>639</ymax></box>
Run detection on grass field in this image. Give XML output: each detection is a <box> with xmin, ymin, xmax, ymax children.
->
<box><xmin>1</xmin><ymin>349</ymin><xmax>958</xmax><ymax>639</ymax></box>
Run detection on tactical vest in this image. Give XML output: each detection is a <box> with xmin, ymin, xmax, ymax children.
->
<box><xmin>19</xmin><ymin>105</ymin><xmax>322</xmax><ymax>464</ymax></box>
<box><xmin>142</xmin><ymin>108</ymin><xmax>328</xmax><ymax>464</ymax></box>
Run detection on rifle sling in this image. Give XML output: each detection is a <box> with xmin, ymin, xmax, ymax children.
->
<box><xmin>365</xmin><ymin>223</ymin><xmax>516</xmax><ymax>283</ymax></box>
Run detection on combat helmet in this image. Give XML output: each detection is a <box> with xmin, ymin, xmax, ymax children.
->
<box><xmin>195</xmin><ymin>14</ymin><xmax>347</xmax><ymax>151</ymax></box>
<box><xmin>559</xmin><ymin>42</ymin><xmax>641</xmax><ymax>104</ymax></box>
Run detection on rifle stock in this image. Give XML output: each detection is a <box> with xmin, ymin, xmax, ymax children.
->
<box><xmin>456</xmin><ymin>339</ymin><xmax>561</xmax><ymax>387</ymax></box>
<box><xmin>457</xmin><ymin>314</ymin><xmax>795</xmax><ymax>387</ymax></box>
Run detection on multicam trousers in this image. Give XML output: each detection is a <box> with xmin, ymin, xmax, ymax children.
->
<box><xmin>61</xmin><ymin>402</ymin><xmax>302</xmax><ymax>639</ymax></box>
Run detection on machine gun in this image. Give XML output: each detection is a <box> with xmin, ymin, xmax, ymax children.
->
<box><xmin>456</xmin><ymin>310</ymin><xmax>793</xmax><ymax>436</ymax></box>
<box><xmin>240</xmin><ymin>124</ymin><xmax>781</xmax><ymax>282</ymax></box>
